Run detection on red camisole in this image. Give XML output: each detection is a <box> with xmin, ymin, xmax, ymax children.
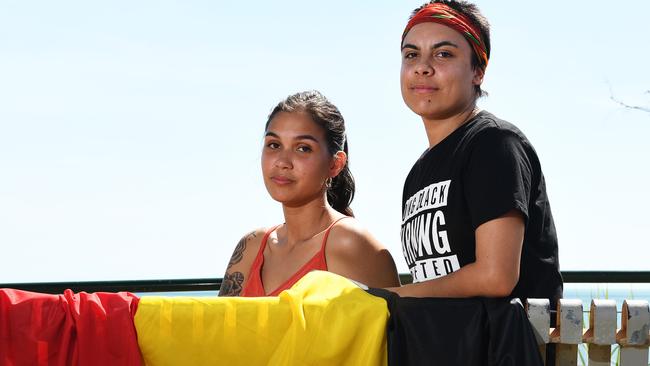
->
<box><xmin>240</xmin><ymin>217</ymin><xmax>348</xmax><ymax>297</ymax></box>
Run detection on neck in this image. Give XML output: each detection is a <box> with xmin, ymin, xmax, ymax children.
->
<box><xmin>281</xmin><ymin>197</ymin><xmax>341</xmax><ymax>246</ymax></box>
<box><xmin>422</xmin><ymin>102</ymin><xmax>479</xmax><ymax>148</ymax></box>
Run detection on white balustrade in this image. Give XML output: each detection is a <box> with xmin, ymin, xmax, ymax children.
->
<box><xmin>526</xmin><ymin>298</ymin><xmax>649</xmax><ymax>366</ymax></box>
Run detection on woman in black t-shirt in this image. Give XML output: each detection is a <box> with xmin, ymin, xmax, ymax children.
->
<box><xmin>387</xmin><ymin>1</ymin><xmax>562</xmax><ymax>305</ymax></box>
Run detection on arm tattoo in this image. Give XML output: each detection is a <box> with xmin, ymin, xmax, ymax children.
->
<box><xmin>227</xmin><ymin>231</ymin><xmax>255</xmax><ymax>269</ymax></box>
<box><xmin>219</xmin><ymin>232</ymin><xmax>255</xmax><ymax>296</ymax></box>
<box><xmin>219</xmin><ymin>272</ymin><xmax>244</xmax><ymax>296</ymax></box>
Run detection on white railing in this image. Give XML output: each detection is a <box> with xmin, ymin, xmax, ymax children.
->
<box><xmin>526</xmin><ymin>299</ymin><xmax>650</xmax><ymax>366</ymax></box>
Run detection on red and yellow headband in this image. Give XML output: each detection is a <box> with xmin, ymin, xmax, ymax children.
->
<box><xmin>402</xmin><ymin>3</ymin><xmax>488</xmax><ymax>70</ymax></box>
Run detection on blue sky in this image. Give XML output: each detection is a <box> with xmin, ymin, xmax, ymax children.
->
<box><xmin>1</xmin><ymin>1</ymin><xmax>649</xmax><ymax>282</ymax></box>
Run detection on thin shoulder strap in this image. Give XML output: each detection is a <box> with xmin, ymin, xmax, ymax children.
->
<box><xmin>253</xmin><ymin>224</ymin><xmax>282</xmax><ymax>262</ymax></box>
<box><xmin>320</xmin><ymin>216</ymin><xmax>350</xmax><ymax>251</ymax></box>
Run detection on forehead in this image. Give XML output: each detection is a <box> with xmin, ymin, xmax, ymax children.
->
<box><xmin>266</xmin><ymin>111</ymin><xmax>326</xmax><ymax>140</ymax></box>
<box><xmin>403</xmin><ymin>22</ymin><xmax>468</xmax><ymax>48</ymax></box>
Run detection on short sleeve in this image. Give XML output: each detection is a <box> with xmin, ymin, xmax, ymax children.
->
<box><xmin>463</xmin><ymin>129</ymin><xmax>532</xmax><ymax>229</ymax></box>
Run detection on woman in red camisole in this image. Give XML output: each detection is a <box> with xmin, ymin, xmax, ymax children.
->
<box><xmin>219</xmin><ymin>91</ymin><xmax>401</xmax><ymax>297</ymax></box>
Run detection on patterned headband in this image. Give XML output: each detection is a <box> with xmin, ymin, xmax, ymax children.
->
<box><xmin>402</xmin><ymin>3</ymin><xmax>488</xmax><ymax>70</ymax></box>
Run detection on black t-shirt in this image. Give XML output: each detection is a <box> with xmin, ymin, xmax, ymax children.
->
<box><xmin>401</xmin><ymin>110</ymin><xmax>562</xmax><ymax>304</ymax></box>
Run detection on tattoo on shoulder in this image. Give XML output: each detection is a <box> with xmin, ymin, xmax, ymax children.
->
<box><xmin>227</xmin><ymin>231</ymin><xmax>256</xmax><ymax>269</ymax></box>
<box><xmin>219</xmin><ymin>271</ymin><xmax>244</xmax><ymax>296</ymax></box>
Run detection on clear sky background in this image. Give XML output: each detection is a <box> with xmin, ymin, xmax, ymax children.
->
<box><xmin>1</xmin><ymin>1</ymin><xmax>648</xmax><ymax>283</ymax></box>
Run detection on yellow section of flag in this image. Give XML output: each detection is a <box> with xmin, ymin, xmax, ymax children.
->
<box><xmin>134</xmin><ymin>271</ymin><xmax>389</xmax><ymax>366</ymax></box>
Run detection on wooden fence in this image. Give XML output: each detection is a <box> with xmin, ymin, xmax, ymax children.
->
<box><xmin>526</xmin><ymin>298</ymin><xmax>650</xmax><ymax>366</ymax></box>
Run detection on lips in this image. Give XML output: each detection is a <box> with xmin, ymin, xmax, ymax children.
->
<box><xmin>270</xmin><ymin>175</ymin><xmax>293</xmax><ymax>185</ymax></box>
<box><xmin>410</xmin><ymin>85</ymin><xmax>439</xmax><ymax>94</ymax></box>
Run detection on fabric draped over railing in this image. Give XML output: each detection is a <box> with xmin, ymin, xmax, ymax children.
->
<box><xmin>0</xmin><ymin>289</ymin><xmax>141</xmax><ymax>366</ymax></box>
<box><xmin>1</xmin><ymin>271</ymin><xmax>542</xmax><ymax>366</ymax></box>
<box><xmin>134</xmin><ymin>271</ymin><xmax>389</xmax><ymax>366</ymax></box>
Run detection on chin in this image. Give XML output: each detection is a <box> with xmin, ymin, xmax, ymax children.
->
<box><xmin>268</xmin><ymin>191</ymin><xmax>292</xmax><ymax>203</ymax></box>
<box><xmin>413</xmin><ymin>101</ymin><xmax>469</xmax><ymax>121</ymax></box>
<box><xmin>264</xmin><ymin>186</ymin><xmax>287</xmax><ymax>202</ymax></box>
<box><xmin>404</xmin><ymin>97</ymin><xmax>439</xmax><ymax>116</ymax></box>
<box><xmin>409</xmin><ymin>105</ymin><xmax>447</xmax><ymax>120</ymax></box>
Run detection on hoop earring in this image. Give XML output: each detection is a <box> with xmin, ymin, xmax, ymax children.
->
<box><xmin>325</xmin><ymin>177</ymin><xmax>333</xmax><ymax>189</ymax></box>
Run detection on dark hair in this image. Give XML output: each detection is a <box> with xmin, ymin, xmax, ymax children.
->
<box><xmin>265</xmin><ymin>90</ymin><xmax>355</xmax><ymax>217</ymax></box>
<box><xmin>409</xmin><ymin>0</ymin><xmax>491</xmax><ymax>98</ymax></box>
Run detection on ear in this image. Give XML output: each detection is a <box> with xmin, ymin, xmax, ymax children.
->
<box><xmin>329</xmin><ymin>151</ymin><xmax>348</xmax><ymax>178</ymax></box>
<box><xmin>472</xmin><ymin>67</ymin><xmax>485</xmax><ymax>86</ymax></box>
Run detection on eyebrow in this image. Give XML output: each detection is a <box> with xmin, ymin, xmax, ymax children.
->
<box><xmin>265</xmin><ymin>131</ymin><xmax>319</xmax><ymax>143</ymax></box>
<box><xmin>401</xmin><ymin>41</ymin><xmax>459</xmax><ymax>51</ymax></box>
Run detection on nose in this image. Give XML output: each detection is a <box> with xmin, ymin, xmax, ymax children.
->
<box><xmin>414</xmin><ymin>57</ymin><xmax>433</xmax><ymax>76</ymax></box>
<box><xmin>274</xmin><ymin>150</ymin><xmax>292</xmax><ymax>169</ymax></box>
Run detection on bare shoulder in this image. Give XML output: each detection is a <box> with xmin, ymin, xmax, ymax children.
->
<box><xmin>327</xmin><ymin>218</ymin><xmax>385</xmax><ymax>255</ymax></box>
<box><xmin>325</xmin><ymin>218</ymin><xmax>400</xmax><ymax>288</ymax></box>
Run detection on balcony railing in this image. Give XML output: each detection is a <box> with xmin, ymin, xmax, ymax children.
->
<box><xmin>2</xmin><ymin>271</ymin><xmax>649</xmax><ymax>365</ymax></box>
<box><xmin>2</xmin><ymin>271</ymin><xmax>650</xmax><ymax>294</ymax></box>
